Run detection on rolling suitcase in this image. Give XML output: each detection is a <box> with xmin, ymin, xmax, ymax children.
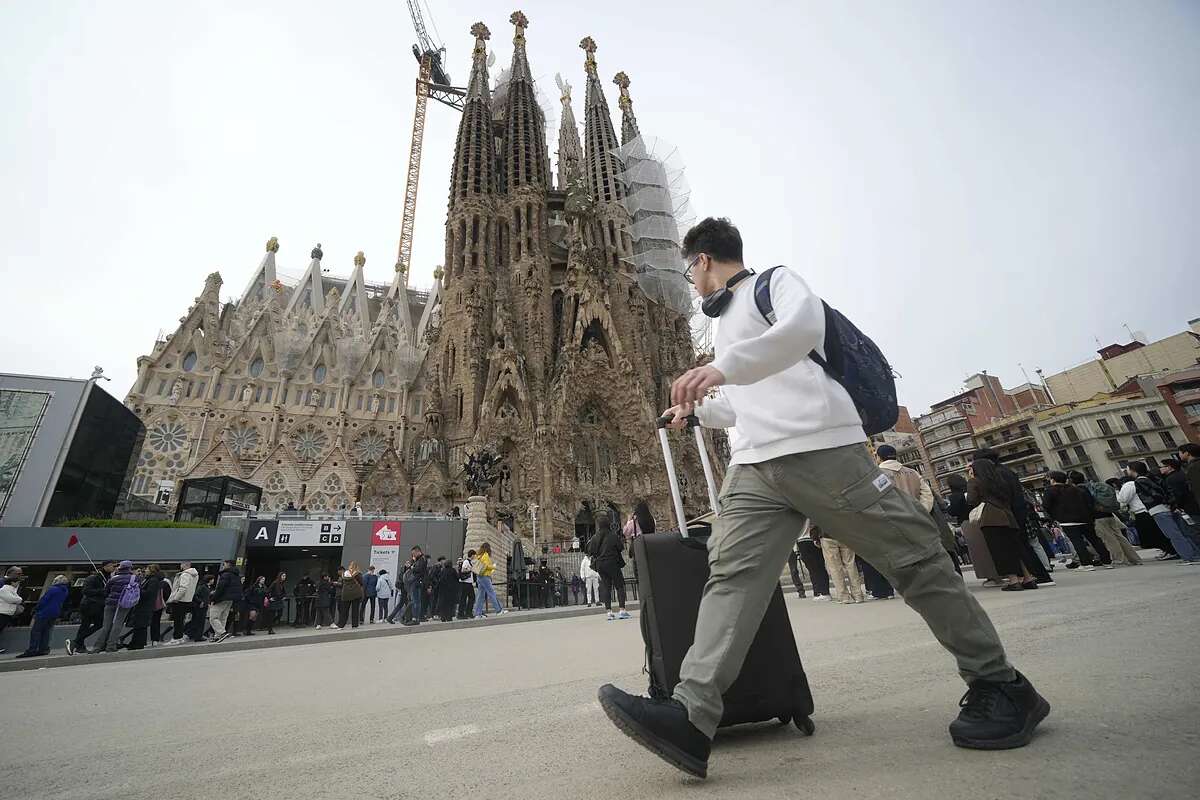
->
<box><xmin>634</xmin><ymin>414</ymin><xmax>815</xmax><ymax>734</ymax></box>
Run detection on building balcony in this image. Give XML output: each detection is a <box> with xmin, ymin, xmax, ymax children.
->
<box><xmin>1171</xmin><ymin>387</ymin><xmax>1200</xmax><ymax>404</ymax></box>
<box><xmin>928</xmin><ymin>441</ymin><xmax>976</xmax><ymax>461</ymax></box>
<box><xmin>918</xmin><ymin>408</ymin><xmax>966</xmax><ymax>432</ymax></box>
<box><xmin>1000</xmin><ymin>448</ymin><xmax>1043</xmax><ymax>464</ymax></box>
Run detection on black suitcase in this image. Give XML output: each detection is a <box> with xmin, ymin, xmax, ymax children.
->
<box><xmin>634</xmin><ymin>414</ymin><xmax>815</xmax><ymax>734</ymax></box>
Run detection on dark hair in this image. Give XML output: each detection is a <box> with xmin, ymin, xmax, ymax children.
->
<box><xmin>682</xmin><ymin>217</ymin><xmax>743</xmax><ymax>263</ymax></box>
<box><xmin>1180</xmin><ymin>443</ymin><xmax>1200</xmax><ymax>458</ymax></box>
<box><xmin>1127</xmin><ymin>461</ymin><xmax>1149</xmax><ymax>476</ymax></box>
<box><xmin>971</xmin><ymin>458</ymin><xmax>1012</xmax><ymax>505</ymax></box>
<box><xmin>1067</xmin><ymin>471</ymin><xmax>1087</xmax><ymax>485</ymax></box>
<box><xmin>466</xmin><ymin>549</ymin><xmax>477</xmax><ymax>558</ymax></box>
<box><xmin>875</xmin><ymin>444</ymin><xmax>897</xmax><ymax>461</ymax></box>
<box><xmin>479</xmin><ymin>542</ymin><xmax>491</xmax><ymax>555</ymax></box>
<box><xmin>946</xmin><ymin>473</ymin><xmax>968</xmax><ymax>492</ymax></box>
<box><xmin>1105</xmin><ymin>477</ymin><xmax>1122</xmax><ymax>488</ymax></box>
<box><xmin>634</xmin><ymin>500</ymin><xmax>655</xmax><ymax>535</ymax></box>
<box><xmin>411</xmin><ymin>545</ymin><xmax>423</xmax><ymax>553</ymax></box>
<box><xmin>1162</xmin><ymin>457</ymin><xmax>1181</xmax><ymax>471</ymax></box>
<box><xmin>1048</xmin><ymin>470</ymin><xmax>1068</xmax><ymax>483</ymax></box>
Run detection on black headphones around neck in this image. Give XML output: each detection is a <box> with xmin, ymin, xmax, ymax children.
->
<box><xmin>700</xmin><ymin>268</ymin><xmax>755</xmax><ymax>318</ymax></box>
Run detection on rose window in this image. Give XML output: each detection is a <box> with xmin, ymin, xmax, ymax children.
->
<box><xmin>224</xmin><ymin>423</ymin><xmax>261</xmax><ymax>455</ymax></box>
<box><xmin>352</xmin><ymin>430</ymin><xmax>387</xmax><ymax>463</ymax></box>
<box><xmin>291</xmin><ymin>426</ymin><xmax>329</xmax><ymax>461</ymax></box>
<box><xmin>147</xmin><ymin>421</ymin><xmax>188</xmax><ymax>453</ymax></box>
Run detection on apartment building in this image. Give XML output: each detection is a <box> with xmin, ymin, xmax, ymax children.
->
<box><xmin>973</xmin><ymin>410</ymin><xmax>1050</xmax><ymax>490</ymax></box>
<box><xmin>1044</xmin><ymin>321</ymin><xmax>1200</xmax><ymax>404</ymax></box>
<box><xmin>1155</xmin><ymin>366</ymin><xmax>1200</xmax><ymax>444</ymax></box>
<box><xmin>1033</xmin><ymin>391</ymin><xmax>1188</xmax><ymax>482</ymax></box>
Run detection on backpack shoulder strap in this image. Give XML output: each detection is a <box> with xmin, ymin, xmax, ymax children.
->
<box><xmin>754</xmin><ymin>265</ymin><xmax>829</xmax><ymax>370</ymax></box>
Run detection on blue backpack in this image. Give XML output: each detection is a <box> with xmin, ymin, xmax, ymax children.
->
<box><xmin>753</xmin><ymin>266</ymin><xmax>899</xmax><ymax>436</ymax></box>
<box><xmin>118</xmin><ymin>575</ymin><xmax>141</xmax><ymax>610</ymax></box>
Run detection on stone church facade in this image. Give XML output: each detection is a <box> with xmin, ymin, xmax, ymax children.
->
<box><xmin>124</xmin><ymin>13</ymin><xmax>718</xmax><ymax>541</ymax></box>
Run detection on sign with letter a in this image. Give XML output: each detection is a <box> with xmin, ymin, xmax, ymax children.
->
<box><xmin>245</xmin><ymin>521</ymin><xmax>278</xmax><ymax>548</ymax></box>
<box><xmin>370</xmin><ymin>521</ymin><xmax>402</xmax><ymax>580</ymax></box>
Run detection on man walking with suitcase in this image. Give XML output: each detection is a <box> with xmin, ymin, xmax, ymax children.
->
<box><xmin>598</xmin><ymin>218</ymin><xmax>1048</xmax><ymax>778</ymax></box>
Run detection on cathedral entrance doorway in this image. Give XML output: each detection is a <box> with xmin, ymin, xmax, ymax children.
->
<box><xmin>575</xmin><ymin>503</ymin><xmax>595</xmax><ymax>550</ymax></box>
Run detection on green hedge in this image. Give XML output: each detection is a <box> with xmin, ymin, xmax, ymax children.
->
<box><xmin>55</xmin><ymin>518</ymin><xmax>217</xmax><ymax>529</ymax></box>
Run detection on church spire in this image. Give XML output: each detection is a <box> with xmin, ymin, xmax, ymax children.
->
<box><xmin>503</xmin><ymin>10</ymin><xmax>550</xmax><ymax>191</ymax></box>
<box><xmin>449</xmin><ymin>22</ymin><xmax>497</xmax><ymax>206</ymax></box>
<box><xmin>613</xmin><ymin>72</ymin><xmax>640</xmax><ymax>145</ymax></box>
<box><xmin>579</xmin><ymin>36</ymin><xmax>625</xmax><ymax>203</ymax></box>
<box><xmin>556</xmin><ymin>75</ymin><xmax>583</xmax><ymax>188</ymax></box>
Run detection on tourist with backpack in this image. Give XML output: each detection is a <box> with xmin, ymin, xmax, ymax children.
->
<box><xmin>597</xmin><ymin>218</ymin><xmax>1048</xmax><ymax>781</ymax></box>
<box><xmin>128</xmin><ymin>565</ymin><xmax>166</xmax><ymax>650</ymax></box>
<box><xmin>93</xmin><ymin>560</ymin><xmax>138</xmax><ymax>653</ymax></box>
<box><xmin>1043</xmin><ymin>473</ymin><xmax>1112</xmax><ymax>571</ymax></box>
<box><xmin>1161</xmin><ymin>458</ymin><xmax>1200</xmax><ymax>556</ymax></box>
<box><xmin>457</xmin><ymin>552</ymin><xmax>476</xmax><ymax>619</ymax></box>
<box><xmin>1077</xmin><ymin>473</ymin><xmax>1142</xmax><ymax>565</ymax></box>
<box><xmin>1126</xmin><ymin>461</ymin><xmax>1199</xmax><ymax>563</ymax></box>
<box><xmin>374</xmin><ymin>569</ymin><xmax>394</xmax><ymax>623</ymax></box>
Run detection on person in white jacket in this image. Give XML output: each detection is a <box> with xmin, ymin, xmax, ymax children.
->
<box><xmin>579</xmin><ymin>554</ymin><xmax>600</xmax><ymax>607</ymax></box>
<box><xmin>0</xmin><ymin>567</ymin><xmax>26</xmax><ymax>653</ymax></box>
<box><xmin>375</xmin><ymin>570</ymin><xmax>394</xmax><ymax>622</ymax></box>
<box><xmin>164</xmin><ymin>562</ymin><xmax>199</xmax><ymax>645</ymax></box>
<box><xmin>596</xmin><ymin>218</ymin><xmax>1047</xmax><ymax>780</ymax></box>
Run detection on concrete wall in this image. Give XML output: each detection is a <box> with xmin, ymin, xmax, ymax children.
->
<box><xmin>0</xmin><ymin>526</ymin><xmax>240</xmax><ymax>565</ymax></box>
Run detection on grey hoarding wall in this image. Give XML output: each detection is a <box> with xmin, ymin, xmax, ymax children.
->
<box><xmin>342</xmin><ymin>519</ymin><xmax>466</xmax><ymax>570</ymax></box>
<box><xmin>0</xmin><ymin>374</ymin><xmax>89</xmax><ymax>526</ymax></box>
<box><xmin>0</xmin><ymin>526</ymin><xmax>240</xmax><ymax>565</ymax></box>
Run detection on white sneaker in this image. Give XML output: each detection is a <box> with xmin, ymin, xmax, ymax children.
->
<box><xmin>315</xmin><ymin>625</ymin><xmax>322</xmax><ymax>630</ymax></box>
<box><xmin>330</xmin><ymin>624</ymin><xmax>341</xmax><ymax>630</ymax></box>
<box><xmin>1103</xmin><ymin>564</ymin><xmax>1115</xmax><ymax>570</ymax></box>
<box><xmin>1083</xmin><ymin>565</ymin><xmax>1097</xmax><ymax>572</ymax></box>
<box><xmin>606</xmin><ymin>612</ymin><xmax>616</xmax><ymax>621</ymax></box>
<box><xmin>810</xmin><ymin>595</ymin><xmax>831</xmax><ymax>602</ymax></box>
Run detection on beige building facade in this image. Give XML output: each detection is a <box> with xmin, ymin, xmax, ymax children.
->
<box><xmin>1044</xmin><ymin>325</ymin><xmax>1200</xmax><ymax>404</ymax></box>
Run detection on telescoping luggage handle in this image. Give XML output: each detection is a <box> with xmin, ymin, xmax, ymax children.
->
<box><xmin>655</xmin><ymin>413</ymin><xmax>721</xmax><ymax>537</ymax></box>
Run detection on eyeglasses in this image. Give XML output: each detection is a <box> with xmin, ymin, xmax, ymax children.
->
<box><xmin>683</xmin><ymin>254</ymin><xmax>702</xmax><ymax>284</ymax></box>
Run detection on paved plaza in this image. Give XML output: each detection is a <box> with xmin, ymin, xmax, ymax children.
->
<box><xmin>2</xmin><ymin>559</ymin><xmax>1197</xmax><ymax>799</ymax></box>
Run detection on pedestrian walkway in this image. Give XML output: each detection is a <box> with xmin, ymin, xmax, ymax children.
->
<box><xmin>0</xmin><ymin>600</ymin><xmax>640</xmax><ymax>673</ymax></box>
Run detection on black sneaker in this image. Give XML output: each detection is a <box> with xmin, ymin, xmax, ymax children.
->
<box><xmin>949</xmin><ymin>671</ymin><xmax>1050</xmax><ymax>750</ymax></box>
<box><xmin>597</xmin><ymin>684</ymin><xmax>711</xmax><ymax>778</ymax></box>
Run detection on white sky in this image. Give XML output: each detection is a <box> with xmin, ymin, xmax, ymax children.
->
<box><xmin>2</xmin><ymin>1</ymin><xmax>1197</xmax><ymax>414</ymax></box>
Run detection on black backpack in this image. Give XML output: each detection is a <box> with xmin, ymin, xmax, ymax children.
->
<box><xmin>754</xmin><ymin>266</ymin><xmax>899</xmax><ymax>436</ymax></box>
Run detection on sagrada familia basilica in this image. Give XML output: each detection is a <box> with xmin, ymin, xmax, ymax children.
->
<box><xmin>124</xmin><ymin>13</ymin><xmax>720</xmax><ymax>541</ymax></box>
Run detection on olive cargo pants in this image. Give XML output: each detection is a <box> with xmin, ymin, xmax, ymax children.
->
<box><xmin>673</xmin><ymin>444</ymin><xmax>1017</xmax><ymax>738</ymax></box>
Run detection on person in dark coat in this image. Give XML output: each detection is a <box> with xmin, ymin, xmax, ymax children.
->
<box><xmin>973</xmin><ymin>449</ymin><xmax>1053</xmax><ymax>584</ymax></box>
<box><xmin>293</xmin><ymin>575</ymin><xmax>317</xmax><ymax>627</ymax></box>
<box><xmin>315</xmin><ymin>575</ymin><xmax>336</xmax><ymax>628</ymax></box>
<box><xmin>67</xmin><ymin>561</ymin><xmax>114</xmax><ymax>655</ymax></box>
<box><xmin>243</xmin><ymin>577</ymin><xmax>268</xmax><ymax>635</ymax></box>
<box><xmin>336</xmin><ymin>563</ymin><xmax>364</xmax><ymax>629</ymax></box>
<box><xmin>437</xmin><ymin>559</ymin><xmax>460</xmax><ymax>621</ymax></box>
<box><xmin>266</xmin><ymin>573</ymin><xmax>287</xmax><ymax>634</ymax></box>
<box><xmin>968</xmin><ymin>458</ymin><xmax>1035</xmax><ymax>591</ymax></box>
<box><xmin>93</xmin><ymin>560</ymin><xmax>136</xmax><ymax>653</ymax></box>
<box><xmin>16</xmin><ymin>575</ymin><xmax>70</xmax><ymax>658</ymax></box>
<box><xmin>128</xmin><ymin>566</ymin><xmax>165</xmax><ymax>650</ymax></box>
<box><xmin>208</xmin><ymin>561</ymin><xmax>243</xmax><ymax>643</ymax></box>
<box><xmin>587</xmin><ymin>511</ymin><xmax>629</xmax><ymax>620</ymax></box>
<box><xmin>362</xmin><ymin>566</ymin><xmax>380</xmax><ymax>624</ymax></box>
<box><xmin>189</xmin><ymin>575</ymin><xmax>212</xmax><ymax>641</ymax></box>
<box><xmin>945</xmin><ymin>473</ymin><xmax>971</xmax><ymax>525</ymax></box>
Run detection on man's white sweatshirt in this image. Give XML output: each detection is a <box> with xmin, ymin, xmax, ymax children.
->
<box><xmin>698</xmin><ymin>267</ymin><xmax>865</xmax><ymax>464</ymax></box>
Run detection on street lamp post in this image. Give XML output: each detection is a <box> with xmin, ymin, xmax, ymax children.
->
<box><xmin>529</xmin><ymin>503</ymin><xmax>539</xmax><ymax>553</ymax></box>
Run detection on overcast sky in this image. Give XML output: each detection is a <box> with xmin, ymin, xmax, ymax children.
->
<box><xmin>2</xmin><ymin>1</ymin><xmax>1197</xmax><ymax>414</ymax></box>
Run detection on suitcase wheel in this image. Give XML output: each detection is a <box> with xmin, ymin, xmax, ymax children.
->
<box><xmin>794</xmin><ymin>715</ymin><xmax>815</xmax><ymax>736</ymax></box>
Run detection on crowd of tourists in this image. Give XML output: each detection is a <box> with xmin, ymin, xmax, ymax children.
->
<box><xmin>790</xmin><ymin>442</ymin><xmax>1200</xmax><ymax>605</ymax></box>
<box><xmin>0</xmin><ymin>540</ymin><xmax>515</xmax><ymax>657</ymax></box>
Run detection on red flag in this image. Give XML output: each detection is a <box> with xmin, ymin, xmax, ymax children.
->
<box><xmin>67</xmin><ymin>534</ymin><xmax>79</xmax><ymax>549</ymax></box>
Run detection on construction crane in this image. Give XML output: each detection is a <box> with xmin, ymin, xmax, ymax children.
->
<box><xmin>396</xmin><ymin>0</ymin><xmax>466</xmax><ymax>285</ymax></box>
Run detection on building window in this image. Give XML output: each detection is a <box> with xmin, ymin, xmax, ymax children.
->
<box><xmin>388</xmin><ymin>396</ymin><xmax>397</xmax><ymax>413</ymax></box>
<box><xmin>182</xmin><ymin>351</ymin><xmax>197</xmax><ymax>372</ymax></box>
<box><xmin>1160</xmin><ymin>431</ymin><xmax>1176</xmax><ymax>448</ymax></box>
<box><xmin>1132</xmin><ymin>435</ymin><xmax>1149</xmax><ymax>452</ymax></box>
<box><xmin>1096</xmin><ymin>418</ymin><xmax>1112</xmax><ymax>435</ymax></box>
<box><xmin>1108</xmin><ymin>439</ymin><xmax>1123</xmax><ymax>455</ymax></box>
<box><xmin>1057</xmin><ymin>450</ymin><xmax>1070</xmax><ymax>467</ymax></box>
<box><xmin>196</xmin><ymin>382</ymin><xmax>205</xmax><ymax>398</ymax></box>
<box><xmin>265</xmin><ymin>387</ymin><xmax>272</xmax><ymax>403</ymax></box>
<box><xmin>1018</xmin><ymin>424</ymin><xmax>1031</xmax><ymax>436</ymax></box>
<box><xmin>281</xmin><ymin>387</ymin><xmax>288</xmax><ymax>404</ymax></box>
<box><xmin>250</xmin><ymin>357</ymin><xmax>264</xmax><ymax>378</ymax></box>
<box><xmin>1147</xmin><ymin>410</ymin><xmax>1163</xmax><ymax>427</ymax></box>
<box><xmin>1146</xmin><ymin>456</ymin><xmax>1159</xmax><ymax>469</ymax></box>
<box><xmin>313</xmin><ymin>364</ymin><xmax>327</xmax><ymax>384</ymax></box>
<box><xmin>254</xmin><ymin>385</ymin><xmax>263</xmax><ymax>403</ymax></box>
<box><xmin>1121</xmin><ymin>414</ymin><xmax>1137</xmax><ymax>432</ymax></box>
<box><xmin>184</xmin><ymin>381</ymin><xmax>193</xmax><ymax>398</ymax></box>
<box><xmin>157</xmin><ymin>379</ymin><xmax>167</xmax><ymax>395</ymax></box>
<box><xmin>227</xmin><ymin>383</ymin><xmax>237</xmax><ymax>401</ymax></box>
<box><xmin>373</xmin><ymin>370</ymin><xmax>385</xmax><ymax>388</ymax></box>
<box><xmin>1183</xmin><ymin>402</ymin><xmax>1200</xmax><ymax>418</ymax></box>
<box><xmin>1048</xmin><ymin>430</ymin><xmax>1063</xmax><ymax>446</ymax></box>
<box><xmin>1064</xmin><ymin>425</ymin><xmax>1078</xmax><ymax>443</ymax></box>
<box><xmin>356</xmin><ymin>394</ymin><xmax>364</xmax><ymax>411</ymax></box>
<box><xmin>1084</xmin><ymin>466</ymin><xmax>1098</xmax><ymax>481</ymax></box>
<box><xmin>1073</xmin><ymin>445</ymin><xmax>1088</xmax><ymax>463</ymax></box>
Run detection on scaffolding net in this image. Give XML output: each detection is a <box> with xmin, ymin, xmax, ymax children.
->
<box><xmin>613</xmin><ymin>135</ymin><xmax>696</xmax><ymax>317</ymax></box>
